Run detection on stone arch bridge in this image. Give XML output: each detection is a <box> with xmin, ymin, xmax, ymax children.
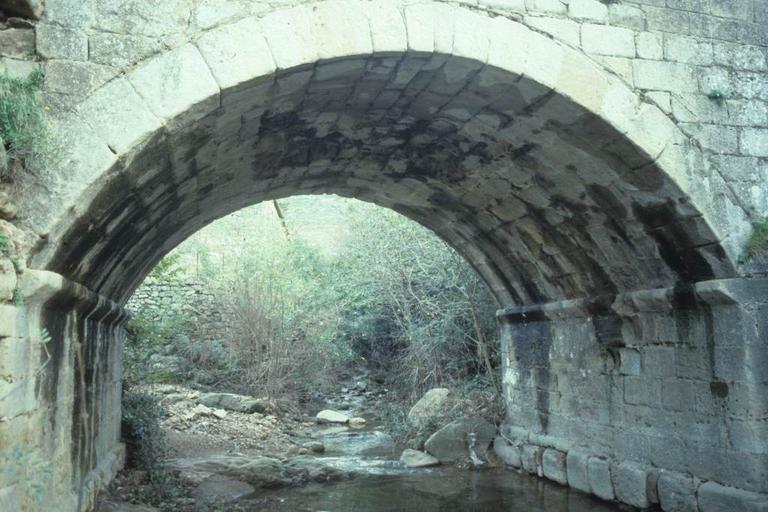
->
<box><xmin>0</xmin><ymin>0</ymin><xmax>766</xmax><ymax>510</ymax></box>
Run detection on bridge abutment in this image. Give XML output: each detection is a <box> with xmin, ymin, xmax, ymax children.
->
<box><xmin>497</xmin><ymin>277</ymin><xmax>768</xmax><ymax>510</ymax></box>
<box><xmin>0</xmin><ymin>270</ymin><xmax>126</xmax><ymax>512</ymax></box>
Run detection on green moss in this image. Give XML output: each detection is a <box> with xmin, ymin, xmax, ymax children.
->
<box><xmin>0</xmin><ymin>233</ymin><xmax>8</xmax><ymax>255</ymax></box>
<box><xmin>12</xmin><ymin>286</ymin><xmax>23</xmax><ymax>305</ymax></box>
<box><xmin>744</xmin><ymin>219</ymin><xmax>768</xmax><ymax>262</ymax></box>
<box><xmin>0</xmin><ymin>70</ymin><xmax>49</xmax><ymax>179</ymax></box>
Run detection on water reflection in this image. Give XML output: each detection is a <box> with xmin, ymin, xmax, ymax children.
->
<box><xmin>240</xmin><ymin>466</ymin><xmax>642</xmax><ymax>511</ymax></box>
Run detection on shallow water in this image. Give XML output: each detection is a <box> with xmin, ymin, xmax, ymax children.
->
<box><xmin>237</xmin><ymin>466</ymin><xmax>638</xmax><ymax>511</ymax></box>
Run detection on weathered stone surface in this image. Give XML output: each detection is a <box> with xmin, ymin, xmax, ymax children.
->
<box><xmin>588</xmin><ymin>457</ymin><xmax>614</xmax><ymax>501</ymax></box>
<box><xmin>88</xmin><ymin>32</ymin><xmax>164</xmax><ymax>68</ymax></box>
<box><xmin>316</xmin><ymin>410</ymin><xmax>350</xmax><ymax>424</ymax></box>
<box><xmin>493</xmin><ymin>436</ymin><xmax>521</xmax><ymax>467</ymax></box>
<box><xmin>542</xmin><ymin>449</ymin><xmax>567</xmax><ymax>485</ymax></box>
<box><xmin>168</xmin><ymin>456</ymin><xmax>294</xmax><ymax>488</ymax></box>
<box><xmin>36</xmin><ymin>24</ymin><xmax>88</xmax><ymax>61</ymax></box>
<box><xmin>127</xmin><ymin>44</ymin><xmax>219</xmax><ymax>126</ymax></box>
<box><xmin>199</xmin><ymin>393</ymin><xmax>267</xmax><ymax>414</ymax></box>
<box><xmin>698</xmin><ymin>481</ymin><xmax>768</xmax><ymax>512</ymax></box>
<box><xmin>424</xmin><ymin>418</ymin><xmax>495</xmax><ymax>463</ymax></box>
<box><xmin>400</xmin><ymin>449</ymin><xmax>440</xmax><ymax>468</ymax></box>
<box><xmin>611</xmin><ymin>461</ymin><xmax>650</xmax><ymax>508</ymax></box>
<box><xmin>566</xmin><ymin>450</ymin><xmax>591</xmax><ymax>494</ymax></box>
<box><xmin>0</xmin><ymin>28</ymin><xmax>35</xmax><ymax>59</ymax></box>
<box><xmin>196</xmin><ymin>17</ymin><xmax>276</xmax><ymax>91</ymax></box>
<box><xmin>75</xmin><ymin>78</ymin><xmax>161</xmax><ymax>154</ymax></box>
<box><xmin>407</xmin><ymin>388</ymin><xmax>456</xmax><ymax>429</ymax></box>
<box><xmin>521</xmin><ymin>444</ymin><xmax>543</xmax><ymax>475</ymax></box>
<box><xmin>658</xmin><ymin>472</ymin><xmax>698</xmax><ymax>512</ymax></box>
<box><xmin>0</xmin><ymin>259</ymin><xmax>16</xmax><ymax>301</ymax></box>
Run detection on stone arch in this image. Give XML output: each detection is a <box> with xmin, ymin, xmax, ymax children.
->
<box><xmin>26</xmin><ymin>0</ymin><xmax>736</xmax><ymax>306</ymax></box>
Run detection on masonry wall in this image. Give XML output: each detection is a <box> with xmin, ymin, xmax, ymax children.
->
<box><xmin>0</xmin><ymin>272</ymin><xmax>126</xmax><ymax>512</ymax></box>
<box><xmin>497</xmin><ymin>277</ymin><xmax>768</xmax><ymax>510</ymax></box>
<box><xmin>127</xmin><ymin>279</ymin><xmax>225</xmax><ymax>339</ymax></box>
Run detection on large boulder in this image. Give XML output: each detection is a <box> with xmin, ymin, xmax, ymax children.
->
<box><xmin>400</xmin><ymin>449</ymin><xmax>440</xmax><ymax>468</ymax></box>
<box><xmin>424</xmin><ymin>417</ymin><xmax>496</xmax><ymax>463</ymax></box>
<box><xmin>316</xmin><ymin>409</ymin><xmax>350</xmax><ymax>424</ymax></box>
<box><xmin>199</xmin><ymin>392</ymin><xmax>267</xmax><ymax>414</ymax></box>
<box><xmin>168</xmin><ymin>455</ymin><xmax>295</xmax><ymax>488</ymax></box>
<box><xmin>407</xmin><ymin>388</ymin><xmax>457</xmax><ymax>429</ymax></box>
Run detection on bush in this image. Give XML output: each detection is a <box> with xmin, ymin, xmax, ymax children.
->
<box><xmin>744</xmin><ymin>219</ymin><xmax>768</xmax><ymax>262</ymax></box>
<box><xmin>121</xmin><ymin>390</ymin><xmax>167</xmax><ymax>470</ymax></box>
<box><xmin>0</xmin><ymin>70</ymin><xmax>49</xmax><ymax>178</ymax></box>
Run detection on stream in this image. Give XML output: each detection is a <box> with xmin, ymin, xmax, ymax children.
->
<box><xmin>179</xmin><ymin>421</ymin><xmax>636</xmax><ymax>511</ymax></box>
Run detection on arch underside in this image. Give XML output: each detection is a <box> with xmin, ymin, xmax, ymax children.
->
<box><xmin>45</xmin><ymin>53</ymin><xmax>734</xmax><ymax>305</ymax></box>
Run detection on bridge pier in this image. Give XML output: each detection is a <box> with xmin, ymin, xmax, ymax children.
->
<box><xmin>497</xmin><ymin>277</ymin><xmax>768</xmax><ymax>510</ymax></box>
<box><xmin>0</xmin><ymin>270</ymin><xmax>127</xmax><ymax>512</ymax></box>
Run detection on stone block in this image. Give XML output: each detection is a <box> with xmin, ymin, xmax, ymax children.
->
<box><xmin>566</xmin><ymin>449</ymin><xmax>591</xmax><ymax>493</ymax></box>
<box><xmin>698</xmin><ymin>481</ymin><xmax>768</xmax><ymax>512</ymax></box>
<box><xmin>679</xmin><ymin>123</ymin><xmax>739</xmax><ymax>154</ymax></box>
<box><xmin>661</xmin><ymin>379</ymin><xmax>696</xmax><ymax>412</ymax></box>
<box><xmin>0</xmin><ymin>485</ymin><xmax>20</xmax><ymax>512</ymax></box>
<box><xmin>636</xmin><ymin>32</ymin><xmax>663</xmax><ymax>60</ymax></box>
<box><xmin>617</xmin><ymin>348</ymin><xmax>641</xmax><ymax>376</ymax></box>
<box><xmin>197</xmin><ymin>17</ymin><xmax>276</xmax><ymax>92</ymax></box>
<box><xmin>658</xmin><ymin>471</ymin><xmax>698</xmax><ymax>512</ymax></box>
<box><xmin>43</xmin><ymin>60</ymin><xmax>117</xmax><ymax>98</ymax></box>
<box><xmin>88</xmin><ymin>32</ymin><xmax>164</xmax><ymax>68</ymax></box>
<box><xmin>623</xmin><ymin>376</ymin><xmax>661</xmax><ymax>407</ymax></box>
<box><xmin>568</xmin><ymin>0</ymin><xmax>607</xmax><ymax>21</ymax></box>
<box><xmin>634</xmin><ymin>60</ymin><xmax>699</xmax><ymax>92</ymax></box>
<box><xmin>665</xmin><ymin>34</ymin><xmax>713</xmax><ymax>65</ymax></box>
<box><xmin>127</xmin><ymin>44</ymin><xmax>220</xmax><ymax>127</ymax></box>
<box><xmin>36</xmin><ymin>24</ymin><xmax>88</xmax><ymax>61</ymax></box>
<box><xmin>0</xmin><ymin>28</ymin><xmax>35</xmax><ymax>59</ymax></box>
<box><xmin>260</xmin><ymin>7</ymin><xmax>318</xmax><ymax>69</ymax></box>
<box><xmin>75</xmin><ymin>78</ymin><xmax>161</xmax><ymax>155</ymax></box>
<box><xmin>521</xmin><ymin>444</ymin><xmax>543</xmax><ymax>475</ymax></box>
<box><xmin>524</xmin><ymin>0</ymin><xmax>566</xmax><ymax>14</ymax></box>
<box><xmin>740</xmin><ymin>128</ymin><xmax>768</xmax><ymax>157</ymax></box>
<box><xmin>494</xmin><ymin>436</ymin><xmax>521</xmax><ymax>467</ymax></box>
<box><xmin>525</xmin><ymin>17</ymin><xmax>580</xmax><ymax>47</ymax></box>
<box><xmin>542</xmin><ymin>449</ymin><xmax>567</xmax><ymax>485</ymax></box>
<box><xmin>0</xmin><ymin>258</ymin><xmax>16</xmax><ymax>302</ymax></box>
<box><xmin>581</xmin><ymin>24</ymin><xmax>635</xmax><ymax>58</ymax></box>
<box><xmin>611</xmin><ymin>461</ymin><xmax>650</xmax><ymax>508</ymax></box>
<box><xmin>588</xmin><ymin>457</ymin><xmax>614</xmax><ymax>501</ymax></box>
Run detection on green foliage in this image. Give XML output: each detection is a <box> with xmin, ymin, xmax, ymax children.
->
<box><xmin>12</xmin><ymin>285</ymin><xmax>23</xmax><ymax>305</ymax></box>
<box><xmin>121</xmin><ymin>390</ymin><xmax>167</xmax><ymax>470</ymax></box>
<box><xmin>706</xmin><ymin>88</ymin><xmax>728</xmax><ymax>104</ymax></box>
<box><xmin>148</xmin><ymin>253</ymin><xmax>184</xmax><ymax>282</ymax></box>
<box><xmin>0</xmin><ymin>447</ymin><xmax>53</xmax><ymax>503</ymax></box>
<box><xmin>121</xmin><ymin>389</ymin><xmax>186</xmax><ymax>508</ymax></box>
<box><xmin>0</xmin><ymin>233</ymin><xmax>8</xmax><ymax>255</ymax></box>
<box><xmin>0</xmin><ymin>70</ymin><xmax>48</xmax><ymax>178</ymax></box>
<box><xmin>744</xmin><ymin>219</ymin><xmax>768</xmax><ymax>262</ymax></box>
